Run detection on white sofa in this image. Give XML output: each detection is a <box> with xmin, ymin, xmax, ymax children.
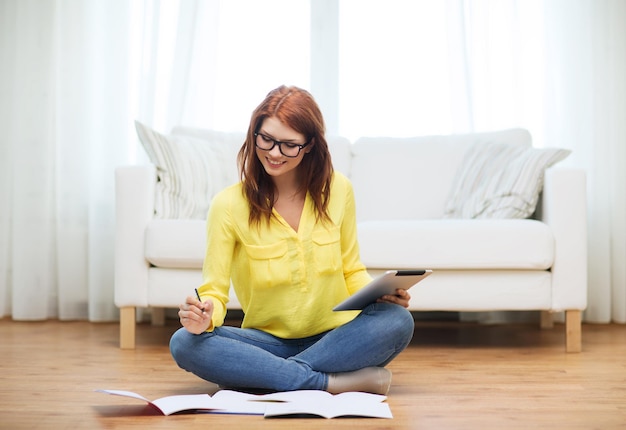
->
<box><xmin>115</xmin><ymin>127</ymin><xmax>587</xmax><ymax>351</ymax></box>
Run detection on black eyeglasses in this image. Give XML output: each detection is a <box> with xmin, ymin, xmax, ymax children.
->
<box><xmin>254</xmin><ymin>132</ymin><xmax>310</xmax><ymax>158</ymax></box>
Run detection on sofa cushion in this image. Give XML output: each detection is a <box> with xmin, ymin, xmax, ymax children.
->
<box><xmin>145</xmin><ymin>220</ymin><xmax>206</xmax><ymax>269</ymax></box>
<box><xmin>145</xmin><ymin>218</ymin><xmax>554</xmax><ymax>271</ymax></box>
<box><xmin>135</xmin><ymin>121</ymin><xmax>239</xmax><ymax>219</ymax></box>
<box><xmin>350</xmin><ymin>128</ymin><xmax>532</xmax><ymax>221</ymax></box>
<box><xmin>444</xmin><ymin>142</ymin><xmax>571</xmax><ymax>219</ymax></box>
<box><xmin>357</xmin><ymin>219</ymin><xmax>554</xmax><ymax>270</ymax></box>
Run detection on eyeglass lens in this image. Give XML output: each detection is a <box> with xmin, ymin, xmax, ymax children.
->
<box><xmin>255</xmin><ymin>133</ymin><xmax>304</xmax><ymax>157</ymax></box>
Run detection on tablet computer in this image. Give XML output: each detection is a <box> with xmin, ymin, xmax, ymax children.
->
<box><xmin>333</xmin><ymin>269</ymin><xmax>432</xmax><ymax>311</ymax></box>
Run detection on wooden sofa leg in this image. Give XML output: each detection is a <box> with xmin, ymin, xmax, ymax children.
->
<box><xmin>540</xmin><ymin>311</ymin><xmax>554</xmax><ymax>329</ymax></box>
<box><xmin>120</xmin><ymin>306</ymin><xmax>136</xmax><ymax>349</ymax></box>
<box><xmin>151</xmin><ymin>307</ymin><xmax>165</xmax><ymax>326</ymax></box>
<box><xmin>565</xmin><ymin>310</ymin><xmax>582</xmax><ymax>353</ymax></box>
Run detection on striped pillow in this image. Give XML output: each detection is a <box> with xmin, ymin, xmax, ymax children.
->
<box><xmin>135</xmin><ymin>121</ymin><xmax>235</xmax><ymax>219</ymax></box>
<box><xmin>444</xmin><ymin>142</ymin><xmax>571</xmax><ymax>219</ymax></box>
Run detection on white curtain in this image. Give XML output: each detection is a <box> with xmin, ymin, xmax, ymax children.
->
<box><xmin>1</xmin><ymin>0</ymin><xmax>624</xmax><ymax>323</ymax></box>
<box><xmin>0</xmin><ymin>0</ymin><xmax>133</xmax><ymax>321</ymax></box>
<box><xmin>542</xmin><ymin>0</ymin><xmax>626</xmax><ymax>323</ymax></box>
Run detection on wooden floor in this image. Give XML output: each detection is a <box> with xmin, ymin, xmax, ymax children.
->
<box><xmin>1</xmin><ymin>317</ymin><xmax>625</xmax><ymax>430</ymax></box>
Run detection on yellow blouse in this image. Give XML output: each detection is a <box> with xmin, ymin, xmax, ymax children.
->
<box><xmin>197</xmin><ymin>172</ymin><xmax>372</xmax><ymax>338</ymax></box>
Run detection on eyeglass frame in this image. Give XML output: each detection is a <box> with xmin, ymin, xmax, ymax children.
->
<box><xmin>254</xmin><ymin>132</ymin><xmax>310</xmax><ymax>158</ymax></box>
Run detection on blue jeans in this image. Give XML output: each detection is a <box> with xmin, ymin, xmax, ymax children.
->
<box><xmin>169</xmin><ymin>302</ymin><xmax>414</xmax><ymax>392</ymax></box>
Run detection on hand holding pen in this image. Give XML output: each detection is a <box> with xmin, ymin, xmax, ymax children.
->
<box><xmin>178</xmin><ymin>288</ymin><xmax>213</xmax><ymax>334</ymax></box>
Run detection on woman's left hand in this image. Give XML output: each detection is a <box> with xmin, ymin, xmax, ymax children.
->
<box><xmin>377</xmin><ymin>288</ymin><xmax>411</xmax><ymax>308</ymax></box>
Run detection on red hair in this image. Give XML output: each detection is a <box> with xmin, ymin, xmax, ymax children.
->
<box><xmin>237</xmin><ymin>86</ymin><xmax>333</xmax><ymax>226</ymax></box>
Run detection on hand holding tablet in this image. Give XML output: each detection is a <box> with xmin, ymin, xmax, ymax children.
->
<box><xmin>333</xmin><ymin>270</ymin><xmax>432</xmax><ymax>311</ymax></box>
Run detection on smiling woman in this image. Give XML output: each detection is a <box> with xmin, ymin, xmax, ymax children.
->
<box><xmin>169</xmin><ymin>85</ymin><xmax>415</xmax><ymax>395</ymax></box>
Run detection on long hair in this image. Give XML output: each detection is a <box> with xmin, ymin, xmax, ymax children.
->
<box><xmin>237</xmin><ymin>85</ymin><xmax>333</xmax><ymax>227</ymax></box>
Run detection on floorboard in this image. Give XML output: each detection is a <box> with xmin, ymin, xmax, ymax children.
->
<box><xmin>1</xmin><ymin>317</ymin><xmax>625</xmax><ymax>429</ymax></box>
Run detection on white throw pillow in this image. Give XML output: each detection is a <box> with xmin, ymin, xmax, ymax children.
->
<box><xmin>444</xmin><ymin>142</ymin><xmax>571</xmax><ymax>219</ymax></box>
<box><xmin>135</xmin><ymin>121</ymin><xmax>235</xmax><ymax>219</ymax></box>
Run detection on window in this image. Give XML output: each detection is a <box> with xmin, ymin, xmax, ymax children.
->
<box><xmin>338</xmin><ymin>0</ymin><xmax>454</xmax><ymax>140</ymax></box>
<box><xmin>134</xmin><ymin>0</ymin><xmax>546</xmax><ymax>143</ymax></box>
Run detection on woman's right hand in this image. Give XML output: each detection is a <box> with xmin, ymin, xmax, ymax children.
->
<box><xmin>178</xmin><ymin>296</ymin><xmax>213</xmax><ymax>334</ymax></box>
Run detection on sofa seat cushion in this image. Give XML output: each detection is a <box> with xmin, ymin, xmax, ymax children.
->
<box><xmin>146</xmin><ymin>218</ymin><xmax>554</xmax><ymax>271</ymax></box>
<box><xmin>357</xmin><ymin>219</ymin><xmax>554</xmax><ymax>270</ymax></box>
<box><xmin>145</xmin><ymin>220</ymin><xmax>206</xmax><ymax>269</ymax></box>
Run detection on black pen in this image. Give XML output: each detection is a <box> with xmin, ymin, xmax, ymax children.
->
<box><xmin>194</xmin><ymin>288</ymin><xmax>206</xmax><ymax>315</ymax></box>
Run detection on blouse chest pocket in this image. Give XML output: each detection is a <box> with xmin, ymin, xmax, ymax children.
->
<box><xmin>312</xmin><ymin>226</ymin><xmax>342</xmax><ymax>275</ymax></box>
<box><xmin>244</xmin><ymin>241</ymin><xmax>291</xmax><ymax>287</ymax></box>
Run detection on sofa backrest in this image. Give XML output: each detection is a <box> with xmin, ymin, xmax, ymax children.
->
<box><xmin>171</xmin><ymin>126</ymin><xmax>532</xmax><ymax>221</ymax></box>
<box><xmin>350</xmin><ymin>128</ymin><xmax>532</xmax><ymax>221</ymax></box>
<box><xmin>326</xmin><ymin>136</ymin><xmax>353</xmax><ymax>177</ymax></box>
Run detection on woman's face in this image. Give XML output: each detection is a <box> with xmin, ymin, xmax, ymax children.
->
<box><xmin>255</xmin><ymin>116</ymin><xmax>309</xmax><ymax>183</ymax></box>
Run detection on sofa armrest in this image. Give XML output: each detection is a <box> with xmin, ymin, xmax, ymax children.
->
<box><xmin>114</xmin><ymin>165</ymin><xmax>156</xmax><ymax>308</ymax></box>
<box><xmin>539</xmin><ymin>168</ymin><xmax>587</xmax><ymax>311</ymax></box>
